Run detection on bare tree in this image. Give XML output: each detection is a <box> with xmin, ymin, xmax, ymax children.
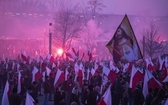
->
<box><xmin>52</xmin><ymin>2</ymin><xmax>82</xmax><ymax>51</ymax></box>
<box><xmin>87</xmin><ymin>0</ymin><xmax>105</xmax><ymax>18</ymax></box>
<box><xmin>142</xmin><ymin>22</ymin><xmax>165</xmax><ymax>59</ymax></box>
<box><xmin>77</xmin><ymin>0</ymin><xmax>105</xmax><ymax>50</ymax></box>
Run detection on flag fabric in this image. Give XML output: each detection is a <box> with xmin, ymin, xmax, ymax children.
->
<box><xmin>17</xmin><ymin>71</ymin><xmax>21</xmax><ymax>94</ymax></box>
<box><xmin>12</xmin><ymin>62</ymin><xmax>15</xmax><ymax>70</ymax></box>
<box><xmin>77</xmin><ymin>63</ymin><xmax>84</xmax><ymax>87</ymax></box>
<box><xmin>54</xmin><ymin>69</ymin><xmax>65</xmax><ymax>88</ymax></box>
<box><xmin>72</xmin><ymin>48</ymin><xmax>79</xmax><ymax>58</ymax></box>
<box><xmin>106</xmin><ymin>15</ymin><xmax>142</xmax><ymax>68</ymax></box>
<box><xmin>157</xmin><ymin>56</ymin><xmax>164</xmax><ymax>70</ymax></box>
<box><xmin>123</xmin><ymin>62</ymin><xmax>133</xmax><ymax>73</ymax></box>
<box><xmin>2</xmin><ymin>81</ymin><xmax>10</xmax><ymax>105</ymax></box>
<box><xmin>21</xmin><ymin>50</ymin><xmax>29</xmax><ymax>64</ymax></box>
<box><xmin>52</xmin><ymin>63</ymin><xmax>56</xmax><ymax>69</ymax></box>
<box><xmin>99</xmin><ymin>85</ymin><xmax>112</xmax><ymax>105</ymax></box>
<box><xmin>110</xmin><ymin>60</ymin><xmax>119</xmax><ymax>73</ymax></box>
<box><xmin>145</xmin><ymin>58</ymin><xmax>156</xmax><ymax>73</ymax></box>
<box><xmin>25</xmin><ymin>92</ymin><xmax>36</xmax><ymax>105</ymax></box>
<box><xmin>129</xmin><ymin>65</ymin><xmax>144</xmax><ymax>91</ymax></box>
<box><xmin>102</xmin><ymin>65</ymin><xmax>117</xmax><ymax>85</ymax></box>
<box><xmin>160</xmin><ymin>61</ymin><xmax>168</xmax><ymax>81</ymax></box>
<box><xmin>163</xmin><ymin>75</ymin><xmax>168</xmax><ymax>82</ymax></box>
<box><xmin>46</xmin><ymin>67</ymin><xmax>51</xmax><ymax>76</ymax></box>
<box><xmin>143</xmin><ymin>70</ymin><xmax>162</xmax><ymax>98</ymax></box>
<box><xmin>32</xmin><ymin>66</ymin><xmax>42</xmax><ymax>83</ymax></box>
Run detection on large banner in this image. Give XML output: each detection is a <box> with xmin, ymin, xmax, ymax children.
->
<box><xmin>106</xmin><ymin>15</ymin><xmax>142</xmax><ymax>68</ymax></box>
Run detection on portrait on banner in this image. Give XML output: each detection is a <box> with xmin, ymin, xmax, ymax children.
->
<box><xmin>106</xmin><ymin>15</ymin><xmax>142</xmax><ymax>68</ymax></box>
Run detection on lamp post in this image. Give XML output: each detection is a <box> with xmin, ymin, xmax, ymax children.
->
<box><xmin>49</xmin><ymin>23</ymin><xmax>52</xmax><ymax>55</ymax></box>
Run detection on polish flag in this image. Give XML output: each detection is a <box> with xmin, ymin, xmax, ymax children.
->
<box><xmin>110</xmin><ymin>60</ymin><xmax>119</xmax><ymax>73</ymax></box>
<box><xmin>46</xmin><ymin>67</ymin><xmax>51</xmax><ymax>76</ymax></box>
<box><xmin>17</xmin><ymin>71</ymin><xmax>21</xmax><ymax>94</ymax></box>
<box><xmin>21</xmin><ymin>50</ymin><xmax>30</xmax><ymax>64</ymax></box>
<box><xmin>103</xmin><ymin>65</ymin><xmax>117</xmax><ymax>85</ymax></box>
<box><xmin>145</xmin><ymin>58</ymin><xmax>155</xmax><ymax>73</ymax></box>
<box><xmin>129</xmin><ymin>65</ymin><xmax>144</xmax><ymax>91</ymax></box>
<box><xmin>77</xmin><ymin>63</ymin><xmax>84</xmax><ymax>87</ymax></box>
<box><xmin>2</xmin><ymin>81</ymin><xmax>10</xmax><ymax>105</ymax></box>
<box><xmin>143</xmin><ymin>70</ymin><xmax>162</xmax><ymax>98</ymax></box>
<box><xmin>157</xmin><ymin>56</ymin><xmax>164</xmax><ymax>70</ymax></box>
<box><xmin>94</xmin><ymin>58</ymin><xmax>100</xmax><ymax>70</ymax></box>
<box><xmin>160</xmin><ymin>61</ymin><xmax>168</xmax><ymax>81</ymax></box>
<box><xmin>99</xmin><ymin>85</ymin><xmax>112</xmax><ymax>105</ymax></box>
<box><xmin>54</xmin><ymin>69</ymin><xmax>65</xmax><ymax>88</ymax></box>
<box><xmin>32</xmin><ymin>66</ymin><xmax>42</xmax><ymax>83</ymax></box>
<box><xmin>25</xmin><ymin>92</ymin><xmax>36</xmax><ymax>105</ymax></box>
<box><xmin>123</xmin><ymin>62</ymin><xmax>132</xmax><ymax>73</ymax></box>
<box><xmin>91</xmin><ymin>68</ymin><xmax>96</xmax><ymax>76</ymax></box>
<box><xmin>52</xmin><ymin>63</ymin><xmax>56</xmax><ymax>69</ymax></box>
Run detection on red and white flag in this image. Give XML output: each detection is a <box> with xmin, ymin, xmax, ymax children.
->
<box><xmin>145</xmin><ymin>58</ymin><xmax>155</xmax><ymax>73</ymax></box>
<box><xmin>77</xmin><ymin>63</ymin><xmax>84</xmax><ymax>87</ymax></box>
<box><xmin>52</xmin><ymin>63</ymin><xmax>56</xmax><ymax>69</ymax></box>
<box><xmin>143</xmin><ymin>70</ymin><xmax>162</xmax><ymax>98</ymax></box>
<box><xmin>110</xmin><ymin>60</ymin><xmax>119</xmax><ymax>73</ymax></box>
<box><xmin>99</xmin><ymin>85</ymin><xmax>112</xmax><ymax>105</ymax></box>
<box><xmin>103</xmin><ymin>65</ymin><xmax>117</xmax><ymax>85</ymax></box>
<box><xmin>129</xmin><ymin>65</ymin><xmax>144</xmax><ymax>91</ymax></box>
<box><xmin>32</xmin><ymin>66</ymin><xmax>42</xmax><ymax>83</ymax></box>
<box><xmin>54</xmin><ymin>69</ymin><xmax>65</xmax><ymax>88</ymax></box>
<box><xmin>158</xmin><ymin>56</ymin><xmax>164</xmax><ymax>70</ymax></box>
<box><xmin>17</xmin><ymin>71</ymin><xmax>21</xmax><ymax>94</ymax></box>
<box><xmin>46</xmin><ymin>66</ymin><xmax>51</xmax><ymax>76</ymax></box>
<box><xmin>2</xmin><ymin>81</ymin><xmax>10</xmax><ymax>105</ymax></box>
<box><xmin>21</xmin><ymin>50</ymin><xmax>29</xmax><ymax>64</ymax></box>
<box><xmin>25</xmin><ymin>92</ymin><xmax>36</xmax><ymax>105</ymax></box>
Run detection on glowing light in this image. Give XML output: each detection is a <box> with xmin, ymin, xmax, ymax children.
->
<box><xmin>57</xmin><ymin>49</ymin><xmax>63</xmax><ymax>56</ymax></box>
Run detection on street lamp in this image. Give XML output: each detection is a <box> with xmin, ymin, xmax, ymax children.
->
<box><xmin>49</xmin><ymin>23</ymin><xmax>52</xmax><ymax>55</ymax></box>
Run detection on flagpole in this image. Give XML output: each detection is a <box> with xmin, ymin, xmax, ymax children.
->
<box><xmin>49</xmin><ymin>23</ymin><xmax>52</xmax><ymax>55</ymax></box>
<box><xmin>143</xmin><ymin>36</ymin><xmax>145</xmax><ymax>57</ymax></box>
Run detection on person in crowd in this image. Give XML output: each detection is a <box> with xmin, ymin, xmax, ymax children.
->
<box><xmin>65</xmin><ymin>76</ymin><xmax>74</xmax><ymax>105</ymax></box>
<box><xmin>144</xmin><ymin>88</ymin><xmax>154</xmax><ymax>105</ymax></box>
<box><xmin>54</xmin><ymin>87</ymin><xmax>64</xmax><ymax>105</ymax></box>
<box><xmin>31</xmin><ymin>81</ymin><xmax>39</xmax><ymax>102</ymax></box>
<box><xmin>9</xmin><ymin>87</ymin><xmax>21</xmax><ymax>105</ymax></box>
<box><xmin>112</xmin><ymin>75</ymin><xmax>125</xmax><ymax>105</ymax></box>
<box><xmin>151</xmin><ymin>89</ymin><xmax>165</xmax><ymax>105</ymax></box>
<box><xmin>133</xmin><ymin>82</ymin><xmax>144</xmax><ymax>105</ymax></box>
<box><xmin>43</xmin><ymin>76</ymin><xmax>52</xmax><ymax>105</ymax></box>
<box><xmin>86</xmin><ymin>85</ymin><xmax>97</xmax><ymax>105</ymax></box>
<box><xmin>70</xmin><ymin>86</ymin><xmax>80</xmax><ymax>105</ymax></box>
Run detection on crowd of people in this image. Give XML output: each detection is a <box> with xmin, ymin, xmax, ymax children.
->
<box><xmin>0</xmin><ymin>54</ymin><xmax>168</xmax><ymax>105</ymax></box>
